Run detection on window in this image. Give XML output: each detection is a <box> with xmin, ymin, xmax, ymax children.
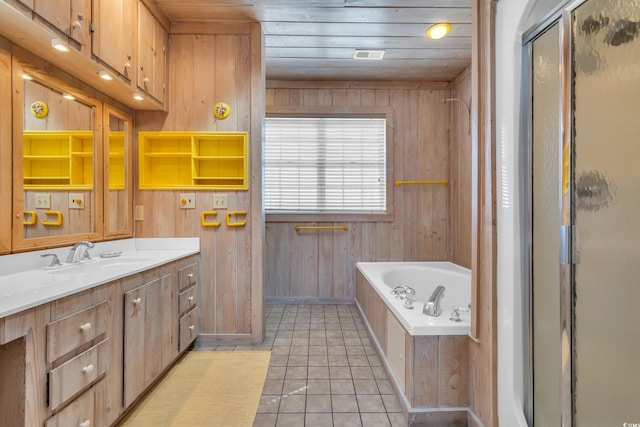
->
<box><xmin>265</xmin><ymin>117</ymin><xmax>387</xmax><ymax>214</ymax></box>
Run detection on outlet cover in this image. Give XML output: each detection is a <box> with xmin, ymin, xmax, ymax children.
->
<box><xmin>35</xmin><ymin>193</ymin><xmax>51</xmax><ymax>209</ymax></box>
<box><xmin>180</xmin><ymin>193</ymin><xmax>196</xmax><ymax>209</ymax></box>
<box><xmin>213</xmin><ymin>194</ymin><xmax>228</xmax><ymax>209</ymax></box>
<box><xmin>135</xmin><ymin>205</ymin><xmax>144</xmax><ymax>221</ymax></box>
<box><xmin>69</xmin><ymin>193</ymin><xmax>85</xmax><ymax>209</ymax></box>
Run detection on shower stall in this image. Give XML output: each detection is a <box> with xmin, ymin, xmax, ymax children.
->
<box><xmin>524</xmin><ymin>0</ymin><xmax>640</xmax><ymax>425</ymax></box>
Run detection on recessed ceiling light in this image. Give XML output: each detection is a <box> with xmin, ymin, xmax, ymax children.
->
<box><xmin>22</xmin><ymin>73</ymin><xmax>33</xmax><ymax>80</ymax></box>
<box><xmin>62</xmin><ymin>93</ymin><xmax>75</xmax><ymax>100</ymax></box>
<box><xmin>426</xmin><ymin>23</ymin><xmax>451</xmax><ymax>40</ymax></box>
<box><xmin>133</xmin><ymin>92</ymin><xmax>144</xmax><ymax>101</ymax></box>
<box><xmin>51</xmin><ymin>38</ymin><xmax>70</xmax><ymax>52</ymax></box>
<box><xmin>99</xmin><ymin>70</ymin><xmax>113</xmax><ymax>81</ymax></box>
<box><xmin>353</xmin><ymin>50</ymin><xmax>385</xmax><ymax>60</ymax></box>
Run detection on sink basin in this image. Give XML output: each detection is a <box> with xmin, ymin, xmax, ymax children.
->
<box><xmin>45</xmin><ymin>257</ymin><xmax>153</xmax><ymax>274</ymax></box>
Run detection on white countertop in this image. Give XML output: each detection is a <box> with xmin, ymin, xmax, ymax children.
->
<box><xmin>0</xmin><ymin>238</ymin><xmax>200</xmax><ymax>319</ymax></box>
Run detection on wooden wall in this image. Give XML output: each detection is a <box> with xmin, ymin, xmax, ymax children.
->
<box><xmin>135</xmin><ymin>24</ymin><xmax>265</xmax><ymax>344</ymax></box>
<box><xmin>450</xmin><ymin>70</ymin><xmax>473</xmax><ymax>269</ymax></box>
<box><xmin>265</xmin><ymin>82</ymin><xmax>457</xmax><ymax>301</ymax></box>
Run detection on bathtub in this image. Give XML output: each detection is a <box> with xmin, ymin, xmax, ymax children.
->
<box><xmin>355</xmin><ymin>262</ymin><xmax>472</xmax><ymax>425</ymax></box>
<box><xmin>356</xmin><ymin>262</ymin><xmax>471</xmax><ymax>336</ymax></box>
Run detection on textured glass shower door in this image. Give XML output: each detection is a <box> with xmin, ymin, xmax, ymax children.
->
<box><xmin>572</xmin><ymin>0</ymin><xmax>640</xmax><ymax>425</ymax></box>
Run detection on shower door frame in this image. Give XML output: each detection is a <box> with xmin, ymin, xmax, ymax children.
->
<box><xmin>521</xmin><ymin>0</ymin><xmax>588</xmax><ymax>425</ymax></box>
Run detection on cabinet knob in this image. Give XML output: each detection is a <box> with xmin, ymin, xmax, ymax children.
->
<box><xmin>82</xmin><ymin>364</ymin><xmax>94</xmax><ymax>374</ymax></box>
<box><xmin>124</xmin><ymin>62</ymin><xmax>132</xmax><ymax>69</ymax></box>
<box><xmin>79</xmin><ymin>322</ymin><xmax>92</xmax><ymax>332</ymax></box>
<box><xmin>187</xmin><ymin>273</ymin><xmax>194</xmax><ymax>279</ymax></box>
<box><xmin>143</xmin><ymin>77</ymin><xmax>150</xmax><ymax>83</ymax></box>
<box><xmin>133</xmin><ymin>298</ymin><xmax>142</xmax><ymax>305</ymax></box>
<box><xmin>188</xmin><ymin>296</ymin><xmax>194</xmax><ymax>302</ymax></box>
<box><xmin>189</xmin><ymin>325</ymin><xmax>195</xmax><ymax>331</ymax></box>
<box><xmin>79</xmin><ymin>421</ymin><xmax>91</xmax><ymax>427</ymax></box>
<box><xmin>72</xmin><ymin>20</ymin><xmax>82</xmax><ymax>29</ymax></box>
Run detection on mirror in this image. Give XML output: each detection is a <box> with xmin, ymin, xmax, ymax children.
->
<box><xmin>104</xmin><ymin>106</ymin><xmax>133</xmax><ymax>239</ymax></box>
<box><xmin>12</xmin><ymin>61</ymin><xmax>103</xmax><ymax>250</ymax></box>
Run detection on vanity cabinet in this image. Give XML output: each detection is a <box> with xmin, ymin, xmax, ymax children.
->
<box><xmin>137</xmin><ymin>0</ymin><xmax>167</xmax><ymax>104</ymax></box>
<box><xmin>92</xmin><ymin>0</ymin><xmax>135</xmax><ymax>79</ymax></box>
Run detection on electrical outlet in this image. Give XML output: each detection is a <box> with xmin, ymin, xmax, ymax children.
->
<box><xmin>69</xmin><ymin>193</ymin><xmax>85</xmax><ymax>209</ymax></box>
<box><xmin>135</xmin><ymin>205</ymin><xmax>144</xmax><ymax>221</ymax></box>
<box><xmin>35</xmin><ymin>193</ymin><xmax>51</xmax><ymax>209</ymax></box>
<box><xmin>213</xmin><ymin>194</ymin><xmax>228</xmax><ymax>209</ymax></box>
<box><xmin>180</xmin><ymin>193</ymin><xmax>196</xmax><ymax>209</ymax></box>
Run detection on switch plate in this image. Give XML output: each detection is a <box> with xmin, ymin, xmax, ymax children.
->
<box><xmin>35</xmin><ymin>193</ymin><xmax>51</xmax><ymax>209</ymax></box>
<box><xmin>180</xmin><ymin>193</ymin><xmax>195</xmax><ymax>209</ymax></box>
<box><xmin>213</xmin><ymin>194</ymin><xmax>228</xmax><ymax>209</ymax></box>
<box><xmin>135</xmin><ymin>205</ymin><xmax>144</xmax><ymax>221</ymax></box>
<box><xmin>69</xmin><ymin>193</ymin><xmax>85</xmax><ymax>209</ymax></box>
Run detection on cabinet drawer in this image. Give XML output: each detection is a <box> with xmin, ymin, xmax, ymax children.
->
<box><xmin>178</xmin><ymin>263</ymin><xmax>198</xmax><ymax>291</ymax></box>
<box><xmin>47</xmin><ymin>301</ymin><xmax>107</xmax><ymax>363</ymax></box>
<box><xmin>45</xmin><ymin>385</ymin><xmax>95</xmax><ymax>427</ymax></box>
<box><xmin>49</xmin><ymin>339</ymin><xmax>109</xmax><ymax>412</ymax></box>
<box><xmin>179</xmin><ymin>307</ymin><xmax>200</xmax><ymax>352</ymax></box>
<box><xmin>178</xmin><ymin>284</ymin><xmax>198</xmax><ymax>316</ymax></box>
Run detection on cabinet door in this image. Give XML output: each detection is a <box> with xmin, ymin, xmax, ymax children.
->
<box><xmin>33</xmin><ymin>0</ymin><xmax>90</xmax><ymax>49</ymax></box>
<box><xmin>137</xmin><ymin>1</ymin><xmax>167</xmax><ymax>103</ymax></box>
<box><xmin>123</xmin><ymin>274</ymin><xmax>173</xmax><ymax>407</ymax></box>
<box><xmin>123</xmin><ymin>284</ymin><xmax>145</xmax><ymax>407</ymax></box>
<box><xmin>92</xmin><ymin>0</ymin><xmax>135</xmax><ymax>78</ymax></box>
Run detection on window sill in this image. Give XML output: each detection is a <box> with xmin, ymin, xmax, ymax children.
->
<box><xmin>266</xmin><ymin>213</ymin><xmax>393</xmax><ymax>223</ymax></box>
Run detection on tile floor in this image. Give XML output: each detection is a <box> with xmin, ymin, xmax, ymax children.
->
<box><xmin>196</xmin><ymin>304</ymin><xmax>407</xmax><ymax>427</ymax></box>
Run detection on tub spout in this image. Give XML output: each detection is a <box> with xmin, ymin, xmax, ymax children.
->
<box><xmin>423</xmin><ymin>285</ymin><xmax>446</xmax><ymax>317</ymax></box>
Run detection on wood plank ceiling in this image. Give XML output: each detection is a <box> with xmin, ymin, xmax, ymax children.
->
<box><xmin>154</xmin><ymin>0</ymin><xmax>472</xmax><ymax>82</ymax></box>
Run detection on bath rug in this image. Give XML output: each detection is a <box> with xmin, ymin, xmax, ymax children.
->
<box><xmin>118</xmin><ymin>351</ymin><xmax>271</xmax><ymax>427</ymax></box>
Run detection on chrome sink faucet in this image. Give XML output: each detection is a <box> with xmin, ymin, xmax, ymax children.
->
<box><xmin>66</xmin><ymin>241</ymin><xmax>95</xmax><ymax>263</ymax></box>
<box><xmin>423</xmin><ymin>285</ymin><xmax>446</xmax><ymax>317</ymax></box>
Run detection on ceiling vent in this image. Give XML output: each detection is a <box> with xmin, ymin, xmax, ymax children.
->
<box><xmin>353</xmin><ymin>50</ymin><xmax>385</xmax><ymax>60</ymax></box>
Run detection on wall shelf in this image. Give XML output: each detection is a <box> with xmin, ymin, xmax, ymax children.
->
<box><xmin>138</xmin><ymin>132</ymin><xmax>249</xmax><ymax>190</ymax></box>
<box><xmin>23</xmin><ymin>131</ymin><xmax>94</xmax><ymax>190</ymax></box>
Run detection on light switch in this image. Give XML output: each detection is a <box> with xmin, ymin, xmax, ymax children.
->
<box><xmin>35</xmin><ymin>193</ymin><xmax>51</xmax><ymax>209</ymax></box>
<box><xmin>213</xmin><ymin>194</ymin><xmax>227</xmax><ymax>209</ymax></box>
<box><xmin>135</xmin><ymin>205</ymin><xmax>144</xmax><ymax>221</ymax></box>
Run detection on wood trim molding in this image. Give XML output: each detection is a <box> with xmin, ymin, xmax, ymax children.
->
<box><xmin>170</xmin><ymin>22</ymin><xmax>252</xmax><ymax>35</ymax></box>
<box><xmin>267</xmin><ymin>80</ymin><xmax>453</xmax><ymax>90</ymax></box>
<box><xmin>139</xmin><ymin>0</ymin><xmax>171</xmax><ymax>32</ymax></box>
<box><xmin>469</xmin><ymin>0</ymin><xmax>498</xmax><ymax>426</ymax></box>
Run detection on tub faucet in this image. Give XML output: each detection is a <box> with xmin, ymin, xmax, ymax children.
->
<box><xmin>423</xmin><ymin>285</ymin><xmax>446</xmax><ymax>317</ymax></box>
<box><xmin>66</xmin><ymin>241</ymin><xmax>95</xmax><ymax>263</ymax></box>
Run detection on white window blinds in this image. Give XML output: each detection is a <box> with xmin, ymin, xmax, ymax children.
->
<box><xmin>265</xmin><ymin>117</ymin><xmax>387</xmax><ymax>214</ymax></box>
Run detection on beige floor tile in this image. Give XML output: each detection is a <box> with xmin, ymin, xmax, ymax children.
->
<box><xmin>278</xmin><ymin>394</ymin><xmax>306</xmax><ymax>413</ymax></box>
<box><xmin>252</xmin><ymin>413</ymin><xmax>277</xmax><ymax>427</ymax></box>
<box><xmin>275</xmin><ymin>413</ymin><xmax>305</xmax><ymax>427</ymax></box>
<box><xmin>331</xmin><ymin>394</ymin><xmax>359</xmax><ymax>412</ymax></box>
<box><xmin>306</xmin><ymin>394</ymin><xmax>332</xmax><ymax>413</ymax></box>
<box><xmin>306</xmin><ymin>379</ymin><xmax>331</xmax><ymax>394</ymax></box>
<box><xmin>333</xmin><ymin>412</ymin><xmax>363</xmax><ymax>427</ymax></box>
<box><xmin>360</xmin><ymin>412</ymin><xmax>391</xmax><ymax>426</ymax></box>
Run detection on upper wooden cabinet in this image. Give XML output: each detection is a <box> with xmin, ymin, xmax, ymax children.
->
<box><xmin>34</xmin><ymin>0</ymin><xmax>90</xmax><ymax>51</ymax></box>
<box><xmin>137</xmin><ymin>1</ymin><xmax>167</xmax><ymax>103</ymax></box>
<box><xmin>92</xmin><ymin>0</ymin><xmax>136</xmax><ymax>80</ymax></box>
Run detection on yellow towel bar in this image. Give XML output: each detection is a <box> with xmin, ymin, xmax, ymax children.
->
<box><xmin>41</xmin><ymin>210</ymin><xmax>63</xmax><ymax>226</ymax></box>
<box><xmin>226</xmin><ymin>211</ymin><xmax>247</xmax><ymax>227</ymax></box>
<box><xmin>294</xmin><ymin>225</ymin><xmax>349</xmax><ymax>231</ymax></box>
<box><xmin>23</xmin><ymin>211</ymin><xmax>37</xmax><ymax>226</ymax></box>
<box><xmin>201</xmin><ymin>211</ymin><xmax>221</xmax><ymax>227</ymax></box>
<box><xmin>395</xmin><ymin>180</ymin><xmax>449</xmax><ymax>186</ymax></box>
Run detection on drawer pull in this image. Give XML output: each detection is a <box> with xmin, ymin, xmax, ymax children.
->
<box><xmin>79</xmin><ymin>420</ymin><xmax>91</xmax><ymax>427</ymax></box>
<box><xmin>187</xmin><ymin>273</ymin><xmax>194</xmax><ymax>279</ymax></box>
<box><xmin>188</xmin><ymin>296</ymin><xmax>194</xmax><ymax>302</ymax></box>
<box><xmin>79</xmin><ymin>322</ymin><xmax>92</xmax><ymax>332</ymax></box>
<box><xmin>133</xmin><ymin>298</ymin><xmax>142</xmax><ymax>306</ymax></box>
<box><xmin>82</xmin><ymin>364</ymin><xmax>94</xmax><ymax>374</ymax></box>
<box><xmin>189</xmin><ymin>325</ymin><xmax>195</xmax><ymax>331</ymax></box>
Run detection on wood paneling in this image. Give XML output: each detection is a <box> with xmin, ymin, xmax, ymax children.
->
<box><xmin>266</xmin><ymin>84</ymin><xmax>452</xmax><ymax>300</ymax></box>
<box><xmin>135</xmin><ymin>26</ymin><xmax>264</xmax><ymax>344</ymax></box>
<box><xmin>0</xmin><ymin>41</ymin><xmax>11</xmax><ymax>254</ymax></box>
<box><xmin>451</xmin><ymin>70</ymin><xmax>473</xmax><ymax>268</ymax></box>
